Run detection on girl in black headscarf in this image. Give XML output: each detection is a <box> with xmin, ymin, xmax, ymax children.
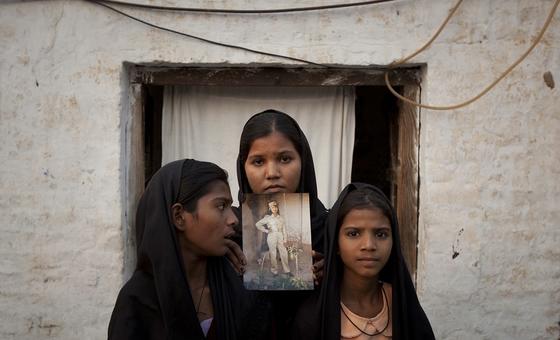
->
<box><xmin>236</xmin><ymin>109</ymin><xmax>328</xmax><ymax>255</ymax></box>
<box><xmin>292</xmin><ymin>183</ymin><xmax>435</xmax><ymax>340</ymax></box>
<box><xmin>108</xmin><ymin>159</ymin><xmax>272</xmax><ymax>340</ymax></box>
<box><xmin>233</xmin><ymin>109</ymin><xmax>329</xmax><ymax>338</ymax></box>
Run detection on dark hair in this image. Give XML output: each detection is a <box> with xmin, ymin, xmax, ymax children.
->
<box><xmin>238</xmin><ymin>109</ymin><xmax>304</xmax><ymax>169</ymax></box>
<box><xmin>336</xmin><ymin>187</ymin><xmax>394</xmax><ymax>227</ymax></box>
<box><xmin>176</xmin><ymin>160</ymin><xmax>228</xmax><ymax>212</ymax></box>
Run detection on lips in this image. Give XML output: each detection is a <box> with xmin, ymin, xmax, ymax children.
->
<box><xmin>357</xmin><ymin>257</ymin><xmax>380</xmax><ymax>262</ymax></box>
<box><xmin>224</xmin><ymin>229</ymin><xmax>235</xmax><ymax>239</ymax></box>
<box><xmin>356</xmin><ymin>258</ymin><xmax>380</xmax><ymax>269</ymax></box>
<box><xmin>263</xmin><ymin>185</ymin><xmax>286</xmax><ymax>193</ymax></box>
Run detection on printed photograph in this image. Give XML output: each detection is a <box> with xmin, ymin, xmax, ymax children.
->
<box><xmin>242</xmin><ymin>193</ymin><xmax>314</xmax><ymax>290</ymax></box>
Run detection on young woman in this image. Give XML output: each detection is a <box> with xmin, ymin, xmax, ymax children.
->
<box><xmin>108</xmin><ymin>159</ymin><xmax>272</xmax><ymax>340</ymax></box>
<box><xmin>292</xmin><ymin>183</ymin><xmax>435</xmax><ymax>340</ymax></box>
<box><xmin>233</xmin><ymin>109</ymin><xmax>329</xmax><ymax>338</ymax></box>
<box><xmin>236</xmin><ymin>109</ymin><xmax>328</xmax><ymax>255</ymax></box>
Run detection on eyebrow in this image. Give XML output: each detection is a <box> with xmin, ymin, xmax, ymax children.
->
<box><xmin>276</xmin><ymin>149</ymin><xmax>297</xmax><ymax>155</ymax></box>
<box><xmin>211</xmin><ymin>197</ymin><xmax>233</xmax><ymax>204</ymax></box>
<box><xmin>247</xmin><ymin>149</ymin><xmax>297</xmax><ymax>157</ymax></box>
<box><xmin>341</xmin><ymin>225</ymin><xmax>391</xmax><ymax>231</ymax></box>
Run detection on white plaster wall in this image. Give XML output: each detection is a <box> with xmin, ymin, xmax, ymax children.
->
<box><xmin>0</xmin><ymin>0</ymin><xmax>558</xmax><ymax>338</ymax></box>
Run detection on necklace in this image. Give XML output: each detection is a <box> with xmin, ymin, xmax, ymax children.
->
<box><xmin>195</xmin><ymin>277</ymin><xmax>208</xmax><ymax>316</ymax></box>
<box><xmin>340</xmin><ymin>284</ymin><xmax>390</xmax><ymax>337</ymax></box>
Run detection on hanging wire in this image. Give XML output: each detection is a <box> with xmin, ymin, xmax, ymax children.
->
<box><xmin>385</xmin><ymin>0</ymin><xmax>560</xmax><ymax>110</ymax></box>
<box><xmin>85</xmin><ymin>0</ymin><xmax>559</xmax><ymax>111</ymax></box>
<box><xmin>85</xmin><ymin>0</ymin><xmax>387</xmax><ymax>68</ymax></box>
<box><xmin>390</xmin><ymin>0</ymin><xmax>465</xmax><ymax>66</ymax></box>
<box><xmin>86</xmin><ymin>0</ymin><xmax>337</xmax><ymax>67</ymax></box>
<box><xmin>93</xmin><ymin>0</ymin><xmax>396</xmax><ymax>14</ymax></box>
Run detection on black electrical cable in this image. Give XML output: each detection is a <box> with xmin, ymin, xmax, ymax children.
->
<box><xmin>85</xmin><ymin>0</ymin><xmax>386</xmax><ymax>68</ymax></box>
<box><xmin>94</xmin><ymin>0</ymin><xmax>396</xmax><ymax>14</ymax></box>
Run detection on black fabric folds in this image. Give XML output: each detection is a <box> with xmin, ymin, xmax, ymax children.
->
<box><xmin>236</xmin><ymin>109</ymin><xmax>328</xmax><ymax>252</ymax></box>
<box><xmin>292</xmin><ymin>183</ymin><xmax>435</xmax><ymax>340</ymax></box>
<box><xmin>108</xmin><ymin>159</ymin><xmax>272</xmax><ymax>340</ymax></box>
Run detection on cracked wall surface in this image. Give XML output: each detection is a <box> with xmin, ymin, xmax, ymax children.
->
<box><xmin>0</xmin><ymin>0</ymin><xmax>559</xmax><ymax>339</ymax></box>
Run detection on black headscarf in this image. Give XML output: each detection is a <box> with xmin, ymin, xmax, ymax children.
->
<box><xmin>292</xmin><ymin>183</ymin><xmax>435</xmax><ymax>340</ymax></box>
<box><xmin>108</xmin><ymin>159</ymin><xmax>272</xmax><ymax>340</ymax></box>
<box><xmin>236</xmin><ymin>109</ymin><xmax>328</xmax><ymax>252</ymax></box>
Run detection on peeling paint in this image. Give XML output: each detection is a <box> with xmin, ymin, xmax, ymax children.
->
<box><xmin>451</xmin><ymin>228</ymin><xmax>464</xmax><ymax>260</ymax></box>
<box><xmin>26</xmin><ymin>316</ymin><xmax>63</xmax><ymax>337</ymax></box>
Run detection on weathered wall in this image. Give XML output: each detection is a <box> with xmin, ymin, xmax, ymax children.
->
<box><xmin>0</xmin><ymin>0</ymin><xmax>558</xmax><ymax>339</ymax></box>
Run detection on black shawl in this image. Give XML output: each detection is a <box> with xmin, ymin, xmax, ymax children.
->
<box><xmin>236</xmin><ymin>110</ymin><xmax>328</xmax><ymax>252</ymax></box>
<box><xmin>292</xmin><ymin>183</ymin><xmax>435</xmax><ymax>340</ymax></box>
<box><xmin>108</xmin><ymin>159</ymin><xmax>272</xmax><ymax>340</ymax></box>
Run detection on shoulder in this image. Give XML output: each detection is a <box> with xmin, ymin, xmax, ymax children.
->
<box><xmin>291</xmin><ymin>291</ymin><xmax>321</xmax><ymax>339</ymax></box>
<box><xmin>382</xmin><ymin>281</ymin><xmax>392</xmax><ymax>297</ymax></box>
<box><xmin>258</xmin><ymin>214</ymin><xmax>271</xmax><ymax>221</ymax></box>
<box><xmin>108</xmin><ymin>272</ymin><xmax>162</xmax><ymax>339</ymax></box>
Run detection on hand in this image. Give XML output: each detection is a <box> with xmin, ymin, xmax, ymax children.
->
<box><xmin>225</xmin><ymin>239</ymin><xmax>247</xmax><ymax>275</ymax></box>
<box><xmin>312</xmin><ymin>251</ymin><xmax>324</xmax><ymax>286</ymax></box>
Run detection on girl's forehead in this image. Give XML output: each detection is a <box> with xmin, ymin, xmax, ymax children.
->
<box><xmin>202</xmin><ymin>180</ymin><xmax>231</xmax><ymax>199</ymax></box>
<box><xmin>341</xmin><ymin>207</ymin><xmax>390</xmax><ymax>224</ymax></box>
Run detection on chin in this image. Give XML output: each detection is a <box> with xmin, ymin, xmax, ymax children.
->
<box><xmin>217</xmin><ymin>245</ymin><xmax>231</xmax><ymax>256</ymax></box>
<box><xmin>357</xmin><ymin>269</ymin><xmax>381</xmax><ymax>279</ymax></box>
<box><xmin>203</xmin><ymin>247</ymin><xmax>227</xmax><ymax>257</ymax></box>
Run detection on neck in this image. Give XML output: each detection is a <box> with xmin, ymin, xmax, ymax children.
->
<box><xmin>180</xmin><ymin>239</ymin><xmax>208</xmax><ymax>288</ymax></box>
<box><xmin>340</xmin><ymin>269</ymin><xmax>381</xmax><ymax>305</ymax></box>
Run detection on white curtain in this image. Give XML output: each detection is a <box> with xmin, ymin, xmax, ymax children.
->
<box><xmin>161</xmin><ymin>85</ymin><xmax>355</xmax><ymax>208</ymax></box>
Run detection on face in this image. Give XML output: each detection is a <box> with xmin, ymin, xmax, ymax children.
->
<box><xmin>177</xmin><ymin>180</ymin><xmax>238</xmax><ymax>257</ymax></box>
<box><xmin>244</xmin><ymin>131</ymin><xmax>302</xmax><ymax>194</ymax></box>
<box><xmin>268</xmin><ymin>201</ymin><xmax>279</xmax><ymax>214</ymax></box>
<box><xmin>338</xmin><ymin>208</ymin><xmax>392</xmax><ymax>281</ymax></box>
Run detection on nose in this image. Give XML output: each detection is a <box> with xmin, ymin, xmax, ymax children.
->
<box><xmin>226</xmin><ymin>208</ymin><xmax>239</xmax><ymax>229</ymax></box>
<box><xmin>265</xmin><ymin>161</ymin><xmax>280</xmax><ymax>179</ymax></box>
<box><xmin>361</xmin><ymin>233</ymin><xmax>376</xmax><ymax>251</ymax></box>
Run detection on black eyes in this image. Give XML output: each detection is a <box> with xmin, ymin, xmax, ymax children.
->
<box><xmin>216</xmin><ymin>202</ymin><xmax>230</xmax><ymax>211</ymax></box>
<box><xmin>251</xmin><ymin>158</ymin><xmax>264</xmax><ymax>166</ymax></box>
<box><xmin>344</xmin><ymin>229</ymin><xmax>390</xmax><ymax>239</ymax></box>
<box><xmin>279</xmin><ymin>155</ymin><xmax>292</xmax><ymax>163</ymax></box>
<box><xmin>346</xmin><ymin>230</ymin><xmax>359</xmax><ymax>237</ymax></box>
<box><xmin>248</xmin><ymin>154</ymin><xmax>293</xmax><ymax>166</ymax></box>
<box><xmin>375</xmin><ymin>231</ymin><xmax>389</xmax><ymax>239</ymax></box>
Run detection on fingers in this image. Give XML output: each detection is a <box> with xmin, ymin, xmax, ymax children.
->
<box><xmin>225</xmin><ymin>248</ymin><xmax>243</xmax><ymax>275</ymax></box>
<box><xmin>312</xmin><ymin>259</ymin><xmax>324</xmax><ymax>274</ymax></box>
<box><xmin>228</xmin><ymin>239</ymin><xmax>247</xmax><ymax>265</ymax></box>
<box><xmin>224</xmin><ymin>239</ymin><xmax>247</xmax><ymax>275</ymax></box>
<box><xmin>313</xmin><ymin>268</ymin><xmax>324</xmax><ymax>286</ymax></box>
<box><xmin>312</xmin><ymin>250</ymin><xmax>324</xmax><ymax>263</ymax></box>
<box><xmin>312</xmin><ymin>258</ymin><xmax>325</xmax><ymax>286</ymax></box>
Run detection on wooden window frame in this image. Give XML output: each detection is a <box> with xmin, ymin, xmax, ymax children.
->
<box><xmin>123</xmin><ymin>65</ymin><xmax>423</xmax><ymax>281</ymax></box>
